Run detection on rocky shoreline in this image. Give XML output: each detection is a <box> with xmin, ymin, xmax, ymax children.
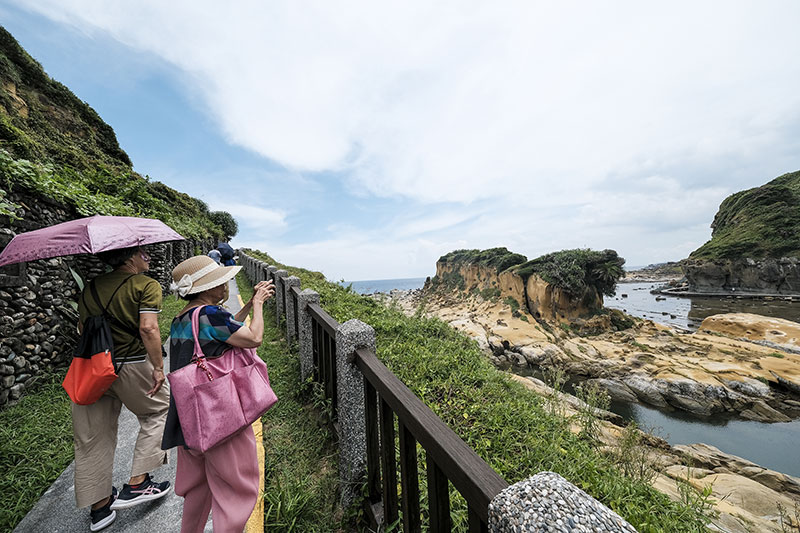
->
<box><xmin>371</xmin><ymin>287</ymin><xmax>800</xmax><ymax>531</ymax></box>
<box><xmin>377</xmin><ymin>288</ymin><xmax>800</xmax><ymax>423</ymax></box>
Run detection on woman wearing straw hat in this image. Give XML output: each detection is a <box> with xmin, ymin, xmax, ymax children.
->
<box><xmin>161</xmin><ymin>255</ymin><xmax>274</xmax><ymax>533</ymax></box>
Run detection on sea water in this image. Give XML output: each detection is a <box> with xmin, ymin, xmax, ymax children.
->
<box><xmin>342</xmin><ymin>277</ymin><xmax>427</xmax><ymax>295</ymax></box>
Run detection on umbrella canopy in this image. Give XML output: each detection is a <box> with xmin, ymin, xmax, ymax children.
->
<box><xmin>217</xmin><ymin>242</ymin><xmax>235</xmax><ymax>260</ymax></box>
<box><xmin>0</xmin><ymin>215</ymin><xmax>185</xmax><ymax>266</ymax></box>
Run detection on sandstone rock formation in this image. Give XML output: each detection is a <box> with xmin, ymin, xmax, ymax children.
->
<box><xmin>383</xmin><ymin>289</ymin><xmax>800</xmax><ymax>423</ymax></box>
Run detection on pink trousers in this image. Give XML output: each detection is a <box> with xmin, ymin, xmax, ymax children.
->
<box><xmin>175</xmin><ymin>426</ymin><xmax>260</xmax><ymax>533</ymax></box>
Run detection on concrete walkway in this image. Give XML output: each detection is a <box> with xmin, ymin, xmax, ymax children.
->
<box><xmin>14</xmin><ymin>280</ymin><xmax>248</xmax><ymax>533</ymax></box>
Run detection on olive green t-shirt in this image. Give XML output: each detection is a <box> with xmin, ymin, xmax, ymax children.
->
<box><xmin>77</xmin><ymin>271</ymin><xmax>162</xmax><ymax>363</ymax></box>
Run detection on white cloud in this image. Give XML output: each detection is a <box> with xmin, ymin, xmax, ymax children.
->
<box><xmin>17</xmin><ymin>1</ymin><xmax>800</xmax><ymax>202</ymax></box>
<box><xmin>12</xmin><ymin>0</ymin><xmax>800</xmax><ymax>277</ymax></box>
<box><xmin>212</xmin><ymin>203</ymin><xmax>287</xmax><ymax>231</ymax></box>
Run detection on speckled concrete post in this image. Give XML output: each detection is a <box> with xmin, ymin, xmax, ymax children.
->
<box><xmin>243</xmin><ymin>254</ymin><xmax>251</xmax><ymax>281</ymax></box>
<box><xmin>257</xmin><ymin>261</ymin><xmax>267</xmax><ymax>283</ymax></box>
<box><xmin>267</xmin><ymin>265</ymin><xmax>278</xmax><ymax>287</ymax></box>
<box><xmin>274</xmin><ymin>269</ymin><xmax>288</xmax><ymax>328</ymax></box>
<box><xmin>283</xmin><ymin>276</ymin><xmax>301</xmax><ymax>340</ymax></box>
<box><xmin>297</xmin><ymin>289</ymin><xmax>320</xmax><ymax>382</ymax></box>
<box><xmin>487</xmin><ymin>472</ymin><xmax>638</xmax><ymax>532</ymax></box>
<box><xmin>335</xmin><ymin>319</ymin><xmax>374</xmax><ymax>508</ymax></box>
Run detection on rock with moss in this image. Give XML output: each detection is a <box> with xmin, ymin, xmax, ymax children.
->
<box><xmin>429</xmin><ymin>247</ymin><xmax>625</xmax><ymax>322</ymax></box>
<box><xmin>684</xmin><ymin>170</ymin><xmax>800</xmax><ymax>294</ymax></box>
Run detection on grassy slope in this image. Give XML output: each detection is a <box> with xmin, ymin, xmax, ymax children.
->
<box><xmin>0</xmin><ymin>27</ymin><xmax>226</xmax><ymax>240</ymax></box>
<box><xmin>246</xmin><ymin>249</ymin><xmax>711</xmax><ymax>532</ymax></box>
<box><xmin>690</xmin><ymin>170</ymin><xmax>800</xmax><ymax>260</ymax></box>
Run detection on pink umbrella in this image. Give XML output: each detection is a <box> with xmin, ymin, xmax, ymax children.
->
<box><xmin>0</xmin><ymin>215</ymin><xmax>185</xmax><ymax>266</ymax></box>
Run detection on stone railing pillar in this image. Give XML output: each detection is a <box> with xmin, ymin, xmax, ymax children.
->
<box><xmin>253</xmin><ymin>261</ymin><xmax>267</xmax><ymax>285</ymax></box>
<box><xmin>335</xmin><ymin>319</ymin><xmax>374</xmax><ymax>508</ymax></box>
<box><xmin>297</xmin><ymin>289</ymin><xmax>320</xmax><ymax>382</ymax></box>
<box><xmin>488</xmin><ymin>472</ymin><xmax>637</xmax><ymax>532</ymax></box>
<box><xmin>274</xmin><ymin>269</ymin><xmax>288</xmax><ymax>326</ymax></box>
<box><xmin>283</xmin><ymin>276</ymin><xmax>301</xmax><ymax>340</ymax></box>
<box><xmin>267</xmin><ymin>265</ymin><xmax>277</xmax><ymax>285</ymax></box>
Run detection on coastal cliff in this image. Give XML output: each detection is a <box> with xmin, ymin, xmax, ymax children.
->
<box><xmin>684</xmin><ymin>170</ymin><xmax>800</xmax><ymax>294</ymax></box>
<box><xmin>429</xmin><ymin>247</ymin><xmax>619</xmax><ymax>322</ymax></box>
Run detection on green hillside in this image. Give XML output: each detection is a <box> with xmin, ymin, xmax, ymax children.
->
<box><xmin>690</xmin><ymin>170</ymin><xmax>800</xmax><ymax>260</ymax></box>
<box><xmin>0</xmin><ymin>26</ymin><xmax>232</xmax><ymax>240</ymax></box>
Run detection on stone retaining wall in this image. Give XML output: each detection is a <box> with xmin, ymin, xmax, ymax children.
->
<box><xmin>0</xmin><ymin>188</ymin><xmax>212</xmax><ymax>407</ymax></box>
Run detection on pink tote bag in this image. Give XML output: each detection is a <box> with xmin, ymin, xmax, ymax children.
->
<box><xmin>167</xmin><ymin>306</ymin><xmax>277</xmax><ymax>452</ymax></box>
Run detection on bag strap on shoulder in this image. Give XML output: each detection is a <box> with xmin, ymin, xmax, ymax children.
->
<box><xmin>190</xmin><ymin>306</ymin><xmax>207</xmax><ymax>361</ymax></box>
<box><xmin>88</xmin><ymin>275</ymin><xmax>140</xmax><ymax>338</ymax></box>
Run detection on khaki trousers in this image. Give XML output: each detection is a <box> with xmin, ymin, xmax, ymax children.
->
<box><xmin>71</xmin><ymin>358</ymin><xmax>170</xmax><ymax>508</ymax></box>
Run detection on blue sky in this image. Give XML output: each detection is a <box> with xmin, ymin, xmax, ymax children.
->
<box><xmin>2</xmin><ymin>2</ymin><xmax>800</xmax><ymax>281</ymax></box>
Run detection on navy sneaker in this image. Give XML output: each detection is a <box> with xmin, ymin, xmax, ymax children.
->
<box><xmin>110</xmin><ymin>474</ymin><xmax>171</xmax><ymax>510</ymax></box>
<box><xmin>89</xmin><ymin>487</ymin><xmax>117</xmax><ymax>532</ymax></box>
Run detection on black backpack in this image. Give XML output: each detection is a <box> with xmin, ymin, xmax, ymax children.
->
<box><xmin>64</xmin><ymin>275</ymin><xmax>139</xmax><ymax>404</ymax></box>
<box><xmin>74</xmin><ymin>275</ymin><xmax>140</xmax><ymax>370</ymax></box>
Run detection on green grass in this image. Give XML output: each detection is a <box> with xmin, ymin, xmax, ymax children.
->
<box><xmin>159</xmin><ymin>292</ymin><xmax>186</xmax><ymax>342</ymax></box>
<box><xmin>0</xmin><ymin>371</ymin><xmax>73</xmax><ymax>531</ymax></box>
<box><xmin>245</xmin><ymin>249</ymin><xmax>712</xmax><ymax>532</ymax></box>
<box><xmin>236</xmin><ymin>273</ymin><xmax>342</xmax><ymax>532</ymax></box>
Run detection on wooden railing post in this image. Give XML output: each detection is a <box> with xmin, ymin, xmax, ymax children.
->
<box><xmin>283</xmin><ymin>276</ymin><xmax>301</xmax><ymax>339</ymax></box>
<box><xmin>297</xmin><ymin>289</ymin><xmax>321</xmax><ymax>382</ymax></box>
<box><xmin>335</xmin><ymin>319</ymin><xmax>375</xmax><ymax>508</ymax></box>
<box><xmin>487</xmin><ymin>472</ymin><xmax>637</xmax><ymax>532</ymax></box>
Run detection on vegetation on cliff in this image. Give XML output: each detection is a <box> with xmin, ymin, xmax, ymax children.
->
<box><xmin>513</xmin><ymin>249</ymin><xmax>626</xmax><ymax>296</ymax></box>
<box><xmin>435</xmin><ymin>246</ymin><xmax>626</xmax><ymax>298</ymax></box>
<box><xmin>0</xmin><ymin>27</ymin><xmax>234</xmax><ymax>240</ymax></box>
<box><xmin>438</xmin><ymin>247</ymin><xmax>528</xmax><ymax>273</ymax></box>
<box><xmin>246</xmin><ymin>248</ymin><xmax>710</xmax><ymax>532</ymax></box>
<box><xmin>690</xmin><ymin>170</ymin><xmax>800</xmax><ymax>260</ymax></box>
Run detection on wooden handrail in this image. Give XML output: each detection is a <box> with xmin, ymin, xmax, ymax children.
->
<box><xmin>308</xmin><ymin>302</ymin><xmax>338</xmax><ymax>337</ymax></box>
<box><xmin>354</xmin><ymin>347</ymin><xmax>509</xmax><ymax>523</ymax></box>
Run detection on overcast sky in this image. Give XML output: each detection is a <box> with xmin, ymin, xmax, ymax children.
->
<box><xmin>3</xmin><ymin>2</ymin><xmax>799</xmax><ymax>280</ymax></box>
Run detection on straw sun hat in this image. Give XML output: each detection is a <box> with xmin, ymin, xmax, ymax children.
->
<box><xmin>170</xmin><ymin>255</ymin><xmax>241</xmax><ymax>297</ymax></box>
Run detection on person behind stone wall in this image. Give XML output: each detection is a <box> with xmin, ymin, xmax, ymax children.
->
<box><xmin>162</xmin><ymin>255</ymin><xmax>274</xmax><ymax>533</ymax></box>
<box><xmin>73</xmin><ymin>245</ymin><xmax>172</xmax><ymax>532</ymax></box>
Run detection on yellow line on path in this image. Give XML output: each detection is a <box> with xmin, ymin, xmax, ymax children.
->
<box><xmin>239</xmin><ymin>293</ymin><xmax>265</xmax><ymax>533</ymax></box>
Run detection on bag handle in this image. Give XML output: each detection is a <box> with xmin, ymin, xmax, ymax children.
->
<box><xmin>190</xmin><ymin>306</ymin><xmax>206</xmax><ymax>359</ymax></box>
<box><xmin>189</xmin><ymin>306</ymin><xmax>215</xmax><ymax>382</ymax></box>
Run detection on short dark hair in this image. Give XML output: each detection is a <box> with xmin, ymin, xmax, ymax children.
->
<box><xmin>97</xmin><ymin>246</ymin><xmax>139</xmax><ymax>268</ymax></box>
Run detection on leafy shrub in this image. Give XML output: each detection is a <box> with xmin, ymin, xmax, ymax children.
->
<box><xmin>0</xmin><ymin>150</ymin><xmax>226</xmax><ymax>240</ymax></box>
<box><xmin>513</xmin><ymin>249</ymin><xmax>625</xmax><ymax>297</ymax></box>
<box><xmin>209</xmin><ymin>210</ymin><xmax>238</xmax><ymax>239</ymax></box>
<box><xmin>438</xmin><ymin>247</ymin><xmax>527</xmax><ymax>273</ymax></box>
<box><xmin>481</xmin><ymin>287</ymin><xmax>501</xmax><ymax>300</ymax></box>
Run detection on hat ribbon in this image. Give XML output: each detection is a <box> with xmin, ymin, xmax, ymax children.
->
<box><xmin>170</xmin><ymin>262</ymin><xmax>219</xmax><ymax>297</ymax></box>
